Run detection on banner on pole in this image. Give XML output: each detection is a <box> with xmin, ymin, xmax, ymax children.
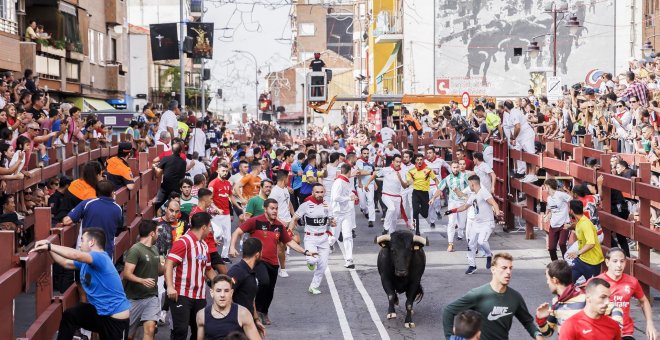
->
<box><xmin>149</xmin><ymin>23</ymin><xmax>179</xmax><ymax>61</ymax></box>
<box><xmin>187</xmin><ymin>22</ymin><xmax>214</xmax><ymax>59</ymax></box>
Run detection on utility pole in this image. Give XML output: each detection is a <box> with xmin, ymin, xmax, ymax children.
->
<box><xmin>200</xmin><ymin>0</ymin><xmax>206</xmax><ymax>116</ymax></box>
<box><xmin>179</xmin><ymin>0</ymin><xmax>186</xmax><ymax>108</ymax></box>
<box><xmin>302</xmin><ymin>82</ymin><xmax>306</xmax><ymax>139</ymax></box>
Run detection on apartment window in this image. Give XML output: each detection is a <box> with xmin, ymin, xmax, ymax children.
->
<box><xmin>110</xmin><ymin>38</ymin><xmax>117</xmax><ymax>63</ymax></box>
<box><xmin>88</xmin><ymin>29</ymin><xmax>95</xmax><ymax>63</ymax></box>
<box><xmin>0</xmin><ymin>0</ymin><xmax>17</xmax><ymax>35</ymax></box>
<box><xmin>299</xmin><ymin>23</ymin><xmax>315</xmax><ymax>36</ymax></box>
<box><xmin>98</xmin><ymin>32</ymin><xmax>105</xmax><ymax>65</ymax></box>
<box><xmin>66</xmin><ymin>62</ymin><xmax>80</xmax><ymax>82</ymax></box>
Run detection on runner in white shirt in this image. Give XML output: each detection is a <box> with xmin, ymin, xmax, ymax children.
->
<box><xmin>157</xmin><ymin>101</ymin><xmax>179</xmax><ymax>138</ymax></box>
<box><xmin>472</xmin><ymin>152</ymin><xmax>496</xmax><ymax>194</ymax></box>
<box><xmin>380</xmin><ymin>125</ymin><xmax>396</xmax><ymax>145</ymax></box>
<box><xmin>187</xmin><ymin>121</ymin><xmax>206</xmax><ymax>156</ymax></box>
<box><xmin>400</xmin><ymin>150</ymin><xmax>416</xmax><ymax>227</ymax></box>
<box><xmin>356</xmin><ymin>148</ymin><xmax>376</xmax><ymax>228</ymax></box>
<box><xmin>330</xmin><ymin>140</ymin><xmax>346</xmax><ymax>155</ymax></box>
<box><xmin>320</xmin><ymin>153</ymin><xmax>340</xmax><ymax>203</ymax></box>
<box><xmin>365</xmin><ymin>154</ymin><xmax>409</xmax><ymax>235</ymax></box>
<box><xmin>430</xmin><ymin>161</ymin><xmax>469</xmax><ymax>252</ymax></box>
<box><xmin>446</xmin><ymin>175</ymin><xmax>503</xmax><ymax>275</ymax></box>
<box><xmin>367</xmin><ymin>139</ymin><xmax>383</xmax><ymax>166</ymax></box>
<box><xmin>382</xmin><ymin>141</ymin><xmax>401</xmax><ymax>166</ymax></box>
<box><xmin>330</xmin><ymin>163</ymin><xmax>358</xmax><ymax>269</ymax></box>
<box><xmin>424</xmin><ymin>148</ymin><xmax>451</xmax><ymax>228</ymax></box>
<box><xmin>289</xmin><ymin>183</ymin><xmax>333</xmax><ymax>295</ymax></box>
<box><xmin>269</xmin><ymin>170</ymin><xmax>296</xmax><ymax>278</ymax></box>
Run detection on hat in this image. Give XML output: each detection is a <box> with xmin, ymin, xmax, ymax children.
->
<box><xmin>118</xmin><ymin>142</ymin><xmax>134</xmax><ymax>156</ymax></box>
<box><xmin>144</xmin><ymin>109</ymin><xmax>155</xmax><ymax>119</ymax></box>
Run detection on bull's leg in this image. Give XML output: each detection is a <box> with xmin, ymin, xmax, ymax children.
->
<box><xmin>403</xmin><ymin>282</ymin><xmax>422</xmax><ymax>328</ymax></box>
<box><xmin>380</xmin><ymin>273</ymin><xmax>397</xmax><ymax>319</ymax></box>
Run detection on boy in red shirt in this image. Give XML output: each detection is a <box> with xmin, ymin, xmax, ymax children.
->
<box><xmin>190</xmin><ymin>188</ymin><xmax>226</xmax><ymax>275</ymax></box>
<box><xmin>559</xmin><ymin>278</ymin><xmax>621</xmax><ymax>340</ymax></box>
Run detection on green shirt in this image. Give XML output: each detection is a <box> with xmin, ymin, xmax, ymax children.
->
<box><xmin>180</xmin><ymin>195</ymin><xmax>198</xmax><ymax>215</ymax></box>
<box><xmin>123</xmin><ymin>242</ymin><xmax>160</xmax><ymax>300</ymax></box>
<box><xmin>485</xmin><ymin>112</ymin><xmax>501</xmax><ymax>131</ymax></box>
<box><xmin>245</xmin><ymin>195</ymin><xmax>265</xmax><ymax>217</ymax></box>
<box><xmin>442</xmin><ymin>283</ymin><xmax>541</xmax><ymax>340</ymax></box>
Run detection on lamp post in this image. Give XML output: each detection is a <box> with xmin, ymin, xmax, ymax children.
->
<box><xmin>640</xmin><ymin>35</ymin><xmax>660</xmax><ymax>57</ymax></box>
<box><xmin>526</xmin><ymin>0</ymin><xmax>581</xmax><ymax>76</ymax></box>
<box><xmin>232</xmin><ymin>49</ymin><xmax>259</xmax><ymax>120</ymax></box>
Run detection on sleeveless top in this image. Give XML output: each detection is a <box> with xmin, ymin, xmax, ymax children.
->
<box><xmin>204</xmin><ymin>303</ymin><xmax>244</xmax><ymax>340</ymax></box>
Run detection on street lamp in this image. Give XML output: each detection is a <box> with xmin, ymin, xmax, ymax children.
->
<box><xmin>526</xmin><ymin>0</ymin><xmax>581</xmax><ymax>76</ymax></box>
<box><xmin>232</xmin><ymin>49</ymin><xmax>259</xmax><ymax>120</ymax></box>
<box><xmin>640</xmin><ymin>35</ymin><xmax>660</xmax><ymax>57</ymax></box>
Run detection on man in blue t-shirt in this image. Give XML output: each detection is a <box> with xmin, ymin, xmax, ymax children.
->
<box><xmin>291</xmin><ymin>153</ymin><xmax>305</xmax><ymax>209</ymax></box>
<box><xmin>31</xmin><ymin>227</ymin><xmax>130</xmax><ymax>339</ymax></box>
<box><xmin>299</xmin><ymin>153</ymin><xmax>318</xmax><ymax>202</ymax></box>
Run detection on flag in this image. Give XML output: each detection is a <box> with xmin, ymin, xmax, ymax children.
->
<box><xmin>187</xmin><ymin>22</ymin><xmax>214</xmax><ymax>59</ymax></box>
<box><xmin>149</xmin><ymin>23</ymin><xmax>178</xmax><ymax>61</ymax></box>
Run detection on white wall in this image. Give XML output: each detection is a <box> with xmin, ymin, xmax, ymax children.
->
<box><xmin>128</xmin><ymin>34</ymin><xmax>149</xmax><ymax>110</ymax></box>
<box><xmin>615</xmin><ymin>0</ymin><xmax>644</xmax><ymax>74</ymax></box>
<box><xmin>402</xmin><ymin>0</ymin><xmax>435</xmax><ymax>95</ymax></box>
<box><xmin>127</xmin><ymin>0</ymin><xmax>184</xmax><ymax>26</ymax></box>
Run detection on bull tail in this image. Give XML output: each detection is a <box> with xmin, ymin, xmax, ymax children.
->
<box><xmin>415</xmin><ymin>285</ymin><xmax>424</xmax><ymax>303</ymax></box>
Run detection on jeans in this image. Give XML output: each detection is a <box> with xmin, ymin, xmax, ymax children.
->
<box><xmin>255</xmin><ymin>261</ymin><xmax>279</xmax><ymax>315</ymax></box>
<box><xmin>547</xmin><ymin>227</ymin><xmax>569</xmax><ymax>261</ymax></box>
<box><xmin>170</xmin><ymin>295</ymin><xmax>206</xmax><ymax>340</ymax></box>
<box><xmin>57</xmin><ymin>303</ymin><xmax>129</xmax><ymax>340</ymax></box>
<box><xmin>572</xmin><ymin>257</ymin><xmax>602</xmax><ymax>284</ymax></box>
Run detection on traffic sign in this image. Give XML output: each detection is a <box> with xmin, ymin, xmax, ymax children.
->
<box><xmin>547</xmin><ymin>76</ymin><xmax>563</xmax><ymax>101</ymax></box>
<box><xmin>461</xmin><ymin>92</ymin><xmax>470</xmax><ymax>108</ymax></box>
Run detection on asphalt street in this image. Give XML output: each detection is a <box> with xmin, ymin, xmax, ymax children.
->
<box><xmin>14</xmin><ymin>207</ymin><xmax>658</xmax><ymax>339</ymax></box>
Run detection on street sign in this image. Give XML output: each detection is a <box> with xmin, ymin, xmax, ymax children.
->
<box><xmin>461</xmin><ymin>91</ymin><xmax>470</xmax><ymax>108</ymax></box>
<box><xmin>547</xmin><ymin>76</ymin><xmax>563</xmax><ymax>101</ymax></box>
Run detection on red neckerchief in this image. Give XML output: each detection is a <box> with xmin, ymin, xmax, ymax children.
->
<box><xmin>415</xmin><ymin>162</ymin><xmax>427</xmax><ymax>171</ymax></box>
<box><xmin>554</xmin><ymin>284</ymin><xmax>582</xmax><ymax>305</ymax></box>
<box><xmin>359</xmin><ymin>157</ymin><xmax>369</xmax><ymax>163</ymax></box>
<box><xmin>427</xmin><ymin>156</ymin><xmax>437</xmax><ymax>163</ymax></box>
<box><xmin>337</xmin><ymin>175</ymin><xmax>349</xmax><ymax>183</ymax></box>
<box><xmin>304</xmin><ymin>196</ymin><xmax>324</xmax><ymax>204</ymax></box>
<box><xmin>391</xmin><ymin>164</ymin><xmax>400</xmax><ymax>171</ymax></box>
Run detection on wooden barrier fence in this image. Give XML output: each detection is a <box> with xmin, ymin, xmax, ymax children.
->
<box><xmin>0</xmin><ymin>137</ymin><xmax>163</xmax><ymax>339</ymax></box>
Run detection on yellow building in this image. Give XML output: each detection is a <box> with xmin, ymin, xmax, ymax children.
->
<box><xmin>369</xmin><ymin>0</ymin><xmax>403</xmax><ymax>95</ymax></box>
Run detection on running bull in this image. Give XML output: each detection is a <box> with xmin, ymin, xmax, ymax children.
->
<box><xmin>375</xmin><ymin>230</ymin><xmax>428</xmax><ymax>328</ymax></box>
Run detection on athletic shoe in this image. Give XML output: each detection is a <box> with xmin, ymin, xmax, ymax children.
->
<box><xmin>447</xmin><ymin>243</ymin><xmax>454</xmax><ymax>252</ymax></box>
<box><xmin>457</xmin><ymin>235</ymin><xmax>463</xmax><ymax>241</ymax></box>
<box><xmin>41</xmin><ymin>155</ymin><xmax>49</xmax><ymax>163</ymax></box>
<box><xmin>465</xmin><ymin>266</ymin><xmax>477</xmax><ymax>275</ymax></box>
<box><xmin>430</xmin><ymin>223</ymin><xmax>436</xmax><ymax>229</ymax></box>
<box><xmin>486</xmin><ymin>256</ymin><xmax>492</xmax><ymax>269</ymax></box>
<box><xmin>344</xmin><ymin>260</ymin><xmax>355</xmax><ymax>269</ymax></box>
<box><xmin>157</xmin><ymin>310</ymin><xmax>167</xmax><ymax>326</ymax></box>
<box><xmin>278</xmin><ymin>269</ymin><xmax>289</xmax><ymax>278</ymax></box>
<box><xmin>368</xmin><ymin>221</ymin><xmax>374</xmax><ymax>228</ymax></box>
<box><xmin>382</xmin><ymin>228</ymin><xmax>388</xmax><ymax>235</ymax></box>
<box><xmin>521</xmin><ymin>174</ymin><xmax>538</xmax><ymax>183</ymax></box>
<box><xmin>308</xmin><ymin>286</ymin><xmax>322</xmax><ymax>295</ymax></box>
<box><xmin>362</xmin><ymin>210</ymin><xmax>368</xmax><ymax>219</ymax></box>
<box><xmin>222</xmin><ymin>257</ymin><xmax>231</xmax><ymax>264</ymax></box>
<box><xmin>260</xmin><ymin>313</ymin><xmax>272</xmax><ymax>325</ymax></box>
<box><xmin>338</xmin><ymin>232</ymin><xmax>343</xmax><ymax>242</ymax></box>
<box><xmin>330</xmin><ymin>244</ymin><xmax>334</xmax><ymax>252</ymax></box>
<box><xmin>307</xmin><ymin>263</ymin><xmax>317</xmax><ymax>271</ymax></box>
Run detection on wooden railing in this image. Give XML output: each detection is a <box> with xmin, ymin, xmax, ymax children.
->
<box><xmin>0</xmin><ymin>137</ymin><xmax>163</xmax><ymax>339</ymax></box>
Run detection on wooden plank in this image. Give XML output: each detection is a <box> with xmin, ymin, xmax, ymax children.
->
<box><xmin>22</xmin><ymin>301</ymin><xmax>62</xmax><ymax>340</ymax></box>
<box><xmin>23</xmin><ymin>168</ymin><xmax>42</xmax><ymax>188</ymax></box>
<box><xmin>569</xmin><ymin>163</ymin><xmax>596</xmax><ymax>184</ymax></box>
<box><xmin>598</xmin><ymin>173</ymin><xmax>635</xmax><ymax>195</ymax></box>
<box><xmin>110</xmin><ymin>145</ymin><xmax>119</xmax><ymax>157</ymax></box>
<box><xmin>521</xmin><ymin>182</ymin><xmax>543</xmax><ymax>200</ymax></box>
<box><xmin>113</xmin><ymin>231</ymin><xmax>130</xmax><ymax>263</ymax></box>
<box><xmin>521</xmin><ymin>151</ymin><xmax>542</xmax><ymax>167</ymax></box>
<box><xmin>42</xmin><ymin>162</ymin><xmax>60</xmax><ymax>180</ymax></box>
<box><xmin>89</xmin><ymin>147</ymin><xmax>101</xmax><ymax>161</ymax></box>
<box><xmin>635</xmin><ymin>182</ymin><xmax>660</xmax><ymax>201</ymax></box>
<box><xmin>634</xmin><ymin>224</ymin><xmax>660</xmax><ymax>253</ymax></box>
<box><xmin>542</xmin><ymin>157</ymin><xmax>568</xmax><ymax>174</ymax></box>
<box><xmin>115</xmin><ymin>187</ymin><xmax>129</xmax><ymax>206</ymax></box>
<box><xmin>61</xmin><ymin>155</ymin><xmax>76</xmax><ymax>173</ymax></box>
<box><xmin>55</xmin><ymin>284</ymin><xmax>79</xmax><ymax>310</ymax></box>
<box><xmin>632</xmin><ymin>262</ymin><xmax>660</xmax><ymax>291</ymax></box>
<box><xmin>599</xmin><ymin>211</ymin><xmax>634</xmax><ymax>238</ymax></box>
<box><xmin>0</xmin><ymin>267</ymin><xmax>23</xmax><ymax>340</ymax></box>
<box><xmin>23</xmin><ymin>233</ymin><xmax>58</xmax><ymax>316</ymax></box>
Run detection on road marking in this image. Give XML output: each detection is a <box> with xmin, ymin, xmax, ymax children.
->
<box><xmin>325</xmin><ymin>266</ymin><xmax>354</xmax><ymax>340</ymax></box>
<box><xmin>337</xmin><ymin>241</ymin><xmax>391</xmax><ymax>340</ymax></box>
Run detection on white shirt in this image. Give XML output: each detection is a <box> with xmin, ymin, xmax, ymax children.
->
<box><xmin>383</xmin><ymin>147</ymin><xmax>401</xmax><ymax>161</ymax></box>
<box><xmin>425</xmin><ymin>157</ymin><xmax>451</xmax><ymax>185</ymax></box>
<box><xmin>510</xmin><ymin>108</ymin><xmax>534</xmax><ymax>139</ymax></box>
<box><xmin>378</xmin><ymin>166</ymin><xmax>405</xmax><ymax>195</ymax></box>
<box><xmin>380</xmin><ymin>127</ymin><xmax>395</xmax><ymax>144</ymax></box>
<box><xmin>323</xmin><ymin>164</ymin><xmax>338</xmax><ymax>194</ymax></box>
<box><xmin>331</xmin><ymin>147</ymin><xmax>347</xmax><ymax>155</ymax></box>
<box><xmin>466</xmin><ymin>187</ymin><xmax>495</xmax><ymax>225</ymax></box>
<box><xmin>158</xmin><ymin>110</ymin><xmax>178</xmax><ymax>138</ymax></box>
<box><xmin>473</xmin><ymin>162</ymin><xmax>494</xmax><ymax>193</ymax></box>
<box><xmin>269</xmin><ymin>184</ymin><xmax>292</xmax><ymax>223</ymax></box>
<box><xmin>295</xmin><ymin>199</ymin><xmax>331</xmax><ymax>234</ymax></box>
<box><xmin>331</xmin><ymin>176</ymin><xmax>354</xmax><ymax>215</ymax></box>
<box><xmin>187</xmin><ymin>160</ymin><xmax>206</xmax><ymax>180</ymax></box>
<box><xmin>367</xmin><ymin>144</ymin><xmax>383</xmax><ymax>164</ymax></box>
<box><xmin>502</xmin><ymin>110</ymin><xmax>514</xmax><ymax>139</ymax></box>
<box><xmin>547</xmin><ymin>191</ymin><xmax>571</xmax><ymax>228</ymax></box>
<box><xmin>188</xmin><ymin>128</ymin><xmax>206</xmax><ymax>156</ymax></box>
<box><xmin>400</xmin><ymin>162</ymin><xmax>415</xmax><ymax>193</ymax></box>
<box><xmin>483</xmin><ymin>145</ymin><xmax>494</xmax><ymax>168</ymax></box>
<box><xmin>356</xmin><ymin>158</ymin><xmax>375</xmax><ymax>188</ymax></box>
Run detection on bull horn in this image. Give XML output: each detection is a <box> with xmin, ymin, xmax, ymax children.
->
<box><xmin>413</xmin><ymin>235</ymin><xmax>429</xmax><ymax>247</ymax></box>
<box><xmin>375</xmin><ymin>234</ymin><xmax>391</xmax><ymax>247</ymax></box>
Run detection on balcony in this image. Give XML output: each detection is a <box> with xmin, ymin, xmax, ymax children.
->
<box><xmin>376</xmin><ymin>73</ymin><xmax>403</xmax><ymax>95</ymax></box>
<box><xmin>374</xmin><ymin>11</ymin><xmax>402</xmax><ymax>44</ymax></box>
<box><xmin>106</xmin><ymin>65</ymin><xmax>126</xmax><ymax>92</ymax></box>
<box><xmin>0</xmin><ymin>18</ymin><xmax>18</xmax><ymax>35</ymax></box>
<box><xmin>105</xmin><ymin>0</ymin><xmax>126</xmax><ymax>26</ymax></box>
<box><xmin>191</xmin><ymin>0</ymin><xmax>202</xmax><ymax>18</ymax></box>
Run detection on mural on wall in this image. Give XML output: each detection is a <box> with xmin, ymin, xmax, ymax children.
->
<box><xmin>434</xmin><ymin>0</ymin><xmax>615</xmax><ymax>96</ymax></box>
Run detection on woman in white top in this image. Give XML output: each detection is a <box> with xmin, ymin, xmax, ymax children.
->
<box><xmin>542</xmin><ymin>178</ymin><xmax>572</xmax><ymax>262</ymax></box>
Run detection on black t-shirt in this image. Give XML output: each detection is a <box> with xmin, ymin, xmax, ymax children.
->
<box><xmin>158</xmin><ymin>155</ymin><xmax>187</xmax><ymax>193</ymax></box>
<box><xmin>462</xmin><ymin>128</ymin><xmax>480</xmax><ymax>143</ymax></box>
<box><xmin>310</xmin><ymin>59</ymin><xmax>325</xmax><ymax>72</ymax></box>
<box><xmin>29</xmin><ymin>107</ymin><xmax>45</xmax><ymax>121</ymax></box>
<box><xmin>227</xmin><ymin>260</ymin><xmax>257</xmax><ymax>315</ymax></box>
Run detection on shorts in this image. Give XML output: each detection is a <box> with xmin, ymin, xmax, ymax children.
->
<box><xmin>128</xmin><ymin>296</ymin><xmax>160</xmax><ymax>336</ymax></box>
<box><xmin>210</xmin><ymin>251</ymin><xmax>223</xmax><ymax>266</ymax></box>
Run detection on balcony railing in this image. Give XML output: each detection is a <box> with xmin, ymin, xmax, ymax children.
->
<box><xmin>376</xmin><ymin>73</ymin><xmax>403</xmax><ymax>95</ymax></box>
<box><xmin>373</xmin><ymin>11</ymin><xmax>402</xmax><ymax>37</ymax></box>
<box><xmin>0</xmin><ymin>18</ymin><xmax>18</xmax><ymax>35</ymax></box>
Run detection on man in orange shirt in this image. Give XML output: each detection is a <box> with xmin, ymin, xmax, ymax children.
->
<box><xmin>235</xmin><ymin>160</ymin><xmax>263</xmax><ymax>207</ymax></box>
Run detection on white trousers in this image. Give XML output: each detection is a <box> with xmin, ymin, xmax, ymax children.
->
<box><xmin>402</xmin><ymin>189</ymin><xmax>413</xmax><ymax>226</ymax></box>
<box><xmin>514</xmin><ymin>134</ymin><xmax>535</xmax><ymax>175</ymax></box>
<box><xmin>358</xmin><ymin>186</ymin><xmax>376</xmax><ymax>222</ymax></box>
<box><xmin>467</xmin><ymin>222</ymin><xmax>494</xmax><ymax>267</ymax></box>
<box><xmin>332</xmin><ymin>212</ymin><xmax>354</xmax><ymax>261</ymax></box>
<box><xmin>211</xmin><ymin>214</ymin><xmax>232</xmax><ymax>258</ymax></box>
<box><xmin>381</xmin><ymin>193</ymin><xmax>401</xmax><ymax>233</ymax></box>
<box><xmin>447</xmin><ymin>199</ymin><xmax>467</xmax><ymax>243</ymax></box>
<box><xmin>428</xmin><ymin>186</ymin><xmax>442</xmax><ymax>224</ymax></box>
<box><xmin>304</xmin><ymin>234</ymin><xmax>330</xmax><ymax>289</ymax></box>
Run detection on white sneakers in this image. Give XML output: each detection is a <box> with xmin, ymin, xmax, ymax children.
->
<box><xmin>520</xmin><ymin>174</ymin><xmax>539</xmax><ymax>183</ymax></box>
<box><xmin>308</xmin><ymin>286</ymin><xmax>322</xmax><ymax>295</ymax></box>
<box><xmin>278</xmin><ymin>269</ymin><xmax>289</xmax><ymax>278</ymax></box>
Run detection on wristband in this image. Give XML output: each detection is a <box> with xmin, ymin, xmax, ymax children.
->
<box><xmin>47</xmin><ymin>242</ymin><xmax>51</xmax><ymax>251</ymax></box>
<box><xmin>304</xmin><ymin>249</ymin><xmax>309</xmax><ymax>255</ymax></box>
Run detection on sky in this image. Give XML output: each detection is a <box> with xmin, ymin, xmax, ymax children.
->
<box><xmin>204</xmin><ymin>0</ymin><xmax>294</xmax><ymax>112</ymax></box>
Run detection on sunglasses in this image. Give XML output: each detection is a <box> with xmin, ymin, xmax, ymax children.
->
<box><xmin>587</xmin><ymin>106</ymin><xmax>594</xmax><ymax>109</ymax></box>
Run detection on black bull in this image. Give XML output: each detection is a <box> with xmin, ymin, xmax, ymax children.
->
<box><xmin>375</xmin><ymin>230</ymin><xmax>428</xmax><ymax>328</ymax></box>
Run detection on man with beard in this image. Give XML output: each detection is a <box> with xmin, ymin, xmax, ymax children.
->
<box><xmin>365</xmin><ymin>154</ymin><xmax>409</xmax><ymax>235</ymax></box>
<box><xmin>430</xmin><ymin>161</ymin><xmax>469</xmax><ymax>252</ymax></box>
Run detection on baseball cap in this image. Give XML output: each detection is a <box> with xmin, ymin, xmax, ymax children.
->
<box><xmin>118</xmin><ymin>142</ymin><xmax>134</xmax><ymax>157</ymax></box>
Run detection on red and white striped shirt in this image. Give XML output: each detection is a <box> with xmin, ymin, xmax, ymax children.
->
<box><xmin>167</xmin><ymin>231</ymin><xmax>211</xmax><ymax>299</ymax></box>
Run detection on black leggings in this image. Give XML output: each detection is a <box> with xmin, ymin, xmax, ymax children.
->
<box><xmin>170</xmin><ymin>295</ymin><xmax>206</xmax><ymax>340</ymax></box>
<box><xmin>57</xmin><ymin>303</ymin><xmax>129</xmax><ymax>340</ymax></box>
<box><xmin>412</xmin><ymin>189</ymin><xmax>430</xmax><ymax>234</ymax></box>
<box><xmin>612</xmin><ymin>209</ymin><xmax>631</xmax><ymax>257</ymax></box>
<box><xmin>255</xmin><ymin>261</ymin><xmax>279</xmax><ymax>315</ymax></box>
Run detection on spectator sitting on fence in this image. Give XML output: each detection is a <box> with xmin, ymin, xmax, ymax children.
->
<box><xmin>53</xmin><ymin>161</ymin><xmax>103</xmax><ymax>222</ymax></box>
<box><xmin>105</xmin><ymin>142</ymin><xmax>135</xmax><ymax>191</ymax></box>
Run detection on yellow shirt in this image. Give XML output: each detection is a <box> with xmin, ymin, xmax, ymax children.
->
<box><xmin>575</xmin><ymin>215</ymin><xmax>604</xmax><ymax>265</ymax></box>
<box><xmin>406</xmin><ymin>166</ymin><xmax>436</xmax><ymax>191</ymax></box>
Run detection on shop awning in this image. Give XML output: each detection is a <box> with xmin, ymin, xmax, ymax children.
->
<box><xmin>68</xmin><ymin>97</ymin><xmax>117</xmax><ymax>112</ymax></box>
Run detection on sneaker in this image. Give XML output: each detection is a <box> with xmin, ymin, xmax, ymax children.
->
<box><xmin>380</xmin><ymin>217</ymin><xmax>384</xmax><ymax>222</ymax></box>
<box><xmin>338</xmin><ymin>232</ymin><xmax>343</xmax><ymax>242</ymax></box>
<box><xmin>344</xmin><ymin>260</ymin><xmax>355</xmax><ymax>269</ymax></box>
<box><xmin>330</xmin><ymin>244</ymin><xmax>334</xmax><ymax>252</ymax></box>
<box><xmin>447</xmin><ymin>243</ymin><xmax>454</xmax><ymax>252</ymax></box>
<box><xmin>307</xmin><ymin>263</ymin><xmax>317</xmax><ymax>271</ymax></box>
<box><xmin>260</xmin><ymin>313</ymin><xmax>272</xmax><ymax>325</ymax></box>
<box><xmin>157</xmin><ymin>310</ymin><xmax>167</xmax><ymax>326</ymax></box>
<box><xmin>222</xmin><ymin>257</ymin><xmax>231</xmax><ymax>264</ymax></box>
<box><xmin>368</xmin><ymin>221</ymin><xmax>374</xmax><ymax>228</ymax></box>
<box><xmin>363</xmin><ymin>210</ymin><xmax>368</xmax><ymax>219</ymax></box>
<box><xmin>465</xmin><ymin>266</ymin><xmax>477</xmax><ymax>275</ymax></box>
<box><xmin>375</xmin><ymin>208</ymin><xmax>381</xmax><ymax>213</ymax></box>
<box><xmin>308</xmin><ymin>286</ymin><xmax>322</xmax><ymax>295</ymax></box>
<box><xmin>521</xmin><ymin>174</ymin><xmax>538</xmax><ymax>183</ymax></box>
<box><xmin>457</xmin><ymin>235</ymin><xmax>463</xmax><ymax>241</ymax></box>
<box><xmin>382</xmin><ymin>228</ymin><xmax>388</xmax><ymax>235</ymax></box>
<box><xmin>486</xmin><ymin>256</ymin><xmax>492</xmax><ymax>269</ymax></box>
<box><xmin>278</xmin><ymin>269</ymin><xmax>289</xmax><ymax>278</ymax></box>
<box><xmin>430</xmin><ymin>223</ymin><xmax>436</xmax><ymax>229</ymax></box>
